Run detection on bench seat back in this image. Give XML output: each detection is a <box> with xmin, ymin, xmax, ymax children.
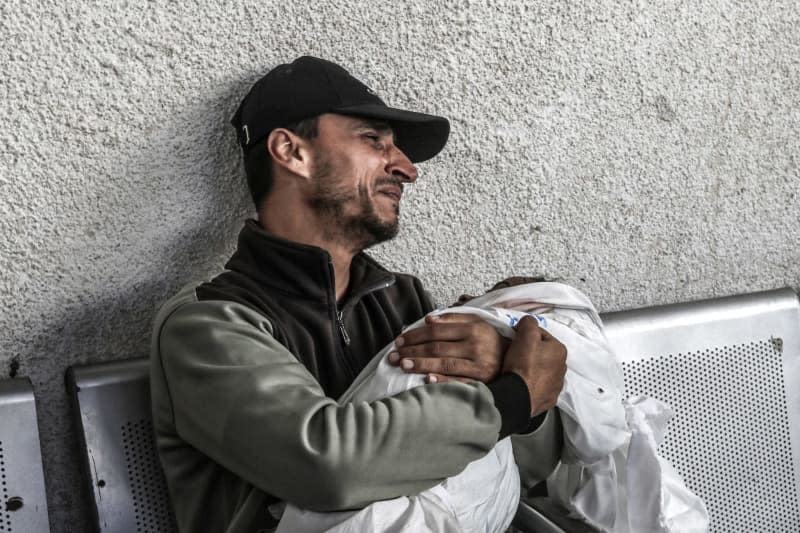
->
<box><xmin>0</xmin><ymin>377</ymin><xmax>50</xmax><ymax>532</ymax></box>
<box><xmin>604</xmin><ymin>287</ymin><xmax>800</xmax><ymax>532</ymax></box>
<box><xmin>66</xmin><ymin>359</ymin><xmax>177</xmax><ymax>533</ymax></box>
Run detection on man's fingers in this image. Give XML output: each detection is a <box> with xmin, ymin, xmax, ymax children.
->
<box><xmin>392</xmin><ymin>340</ymin><xmax>470</xmax><ymax>359</ymax></box>
<box><xmin>425</xmin><ymin>373</ymin><xmax>474</xmax><ymax>384</ymax></box>
<box><xmin>425</xmin><ymin>313</ymin><xmax>482</xmax><ymax>324</ymax></box>
<box><xmin>513</xmin><ymin>315</ymin><xmax>545</xmax><ymax>339</ymax></box>
<box><xmin>396</xmin><ymin>356</ymin><xmax>493</xmax><ymax>380</ymax></box>
<box><xmin>502</xmin><ymin>316</ymin><xmax>568</xmax><ymax>416</ymax></box>
<box><xmin>395</xmin><ymin>319</ymin><xmax>476</xmax><ymax>347</ymax></box>
<box><xmin>390</xmin><ymin>314</ymin><xmax>505</xmax><ymax>383</ymax></box>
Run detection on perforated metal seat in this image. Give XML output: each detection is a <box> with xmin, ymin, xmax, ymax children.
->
<box><xmin>0</xmin><ymin>378</ymin><xmax>50</xmax><ymax>533</ymax></box>
<box><xmin>65</xmin><ymin>359</ymin><xmax>177</xmax><ymax>533</ymax></box>
<box><xmin>603</xmin><ymin>287</ymin><xmax>800</xmax><ymax>532</ymax></box>
<box><xmin>513</xmin><ymin>287</ymin><xmax>800</xmax><ymax>533</ymax></box>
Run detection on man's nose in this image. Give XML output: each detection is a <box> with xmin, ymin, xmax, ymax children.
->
<box><xmin>385</xmin><ymin>145</ymin><xmax>418</xmax><ymax>183</ymax></box>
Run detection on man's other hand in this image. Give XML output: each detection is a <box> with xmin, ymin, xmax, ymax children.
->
<box><xmin>388</xmin><ymin>314</ymin><xmax>507</xmax><ymax>383</ymax></box>
<box><xmin>503</xmin><ymin>315</ymin><xmax>567</xmax><ymax>416</ymax></box>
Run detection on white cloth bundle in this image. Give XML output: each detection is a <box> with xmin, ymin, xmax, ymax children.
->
<box><xmin>277</xmin><ymin>282</ymin><xmax>709</xmax><ymax>533</ymax></box>
<box><xmin>468</xmin><ymin>283</ymin><xmax>709</xmax><ymax>533</ymax></box>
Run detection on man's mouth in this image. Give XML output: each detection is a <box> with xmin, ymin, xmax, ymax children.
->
<box><xmin>377</xmin><ymin>186</ymin><xmax>403</xmax><ymax>202</ymax></box>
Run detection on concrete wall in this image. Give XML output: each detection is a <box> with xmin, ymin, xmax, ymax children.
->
<box><xmin>1</xmin><ymin>0</ymin><xmax>798</xmax><ymax>530</ymax></box>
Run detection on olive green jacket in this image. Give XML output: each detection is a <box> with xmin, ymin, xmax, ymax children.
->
<box><xmin>150</xmin><ymin>223</ymin><xmax>561</xmax><ymax>533</ymax></box>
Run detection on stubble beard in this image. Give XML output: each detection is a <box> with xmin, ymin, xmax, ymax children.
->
<box><xmin>308</xmin><ymin>157</ymin><xmax>400</xmax><ymax>251</ymax></box>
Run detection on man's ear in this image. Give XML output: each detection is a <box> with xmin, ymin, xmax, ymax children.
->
<box><xmin>267</xmin><ymin>128</ymin><xmax>312</xmax><ymax>179</ymax></box>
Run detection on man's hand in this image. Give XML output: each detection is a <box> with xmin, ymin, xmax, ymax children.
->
<box><xmin>388</xmin><ymin>314</ymin><xmax>507</xmax><ymax>383</ymax></box>
<box><xmin>504</xmin><ymin>316</ymin><xmax>567</xmax><ymax>416</ymax></box>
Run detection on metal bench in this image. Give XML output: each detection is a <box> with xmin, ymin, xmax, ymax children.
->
<box><xmin>604</xmin><ymin>286</ymin><xmax>800</xmax><ymax>532</ymax></box>
<box><xmin>513</xmin><ymin>286</ymin><xmax>800</xmax><ymax>533</ymax></box>
<box><xmin>0</xmin><ymin>377</ymin><xmax>50</xmax><ymax>532</ymax></box>
<box><xmin>65</xmin><ymin>359</ymin><xmax>177</xmax><ymax>533</ymax></box>
<box><xmin>65</xmin><ymin>287</ymin><xmax>800</xmax><ymax>532</ymax></box>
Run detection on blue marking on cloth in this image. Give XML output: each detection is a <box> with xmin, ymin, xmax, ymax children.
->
<box><xmin>505</xmin><ymin>312</ymin><xmax>547</xmax><ymax>328</ymax></box>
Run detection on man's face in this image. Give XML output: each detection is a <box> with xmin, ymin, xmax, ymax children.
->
<box><xmin>305</xmin><ymin>114</ymin><xmax>419</xmax><ymax>250</ymax></box>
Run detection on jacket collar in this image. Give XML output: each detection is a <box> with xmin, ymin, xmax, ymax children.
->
<box><xmin>225</xmin><ymin>219</ymin><xmax>395</xmax><ymax>305</ymax></box>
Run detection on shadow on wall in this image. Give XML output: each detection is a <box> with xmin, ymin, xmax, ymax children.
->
<box><xmin>10</xmin><ymin>79</ymin><xmax>255</xmax><ymax>531</ymax></box>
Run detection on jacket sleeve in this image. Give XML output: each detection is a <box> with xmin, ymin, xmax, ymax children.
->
<box><xmin>512</xmin><ymin>408</ymin><xmax>563</xmax><ymax>490</ymax></box>
<box><xmin>154</xmin><ymin>299</ymin><xmax>504</xmax><ymax>512</ymax></box>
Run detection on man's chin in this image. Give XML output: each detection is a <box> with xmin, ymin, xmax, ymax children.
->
<box><xmin>359</xmin><ymin>219</ymin><xmax>399</xmax><ymax>249</ymax></box>
<box><xmin>375</xmin><ymin>201</ymin><xmax>401</xmax><ymax>219</ymax></box>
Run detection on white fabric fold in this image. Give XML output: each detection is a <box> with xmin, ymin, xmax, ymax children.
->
<box><xmin>468</xmin><ymin>283</ymin><xmax>709</xmax><ymax>533</ymax></box>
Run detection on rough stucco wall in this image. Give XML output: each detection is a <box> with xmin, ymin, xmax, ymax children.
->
<box><xmin>1</xmin><ymin>0</ymin><xmax>798</xmax><ymax>530</ymax></box>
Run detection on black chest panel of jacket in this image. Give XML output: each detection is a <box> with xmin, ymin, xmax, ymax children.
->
<box><xmin>195</xmin><ymin>220</ymin><xmax>435</xmax><ymax>398</ymax></box>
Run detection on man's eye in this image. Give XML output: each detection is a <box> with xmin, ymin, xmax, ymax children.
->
<box><xmin>363</xmin><ymin>133</ymin><xmax>385</xmax><ymax>148</ymax></box>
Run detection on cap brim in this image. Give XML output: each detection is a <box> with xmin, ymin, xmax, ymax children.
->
<box><xmin>333</xmin><ymin>104</ymin><xmax>450</xmax><ymax>163</ymax></box>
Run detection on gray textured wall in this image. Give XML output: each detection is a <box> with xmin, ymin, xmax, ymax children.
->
<box><xmin>2</xmin><ymin>1</ymin><xmax>798</xmax><ymax>530</ymax></box>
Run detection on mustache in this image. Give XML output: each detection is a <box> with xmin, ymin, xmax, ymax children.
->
<box><xmin>375</xmin><ymin>176</ymin><xmax>403</xmax><ymax>190</ymax></box>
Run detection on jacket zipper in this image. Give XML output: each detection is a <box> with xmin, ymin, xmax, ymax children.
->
<box><xmin>336</xmin><ymin>279</ymin><xmax>393</xmax><ymax>348</ymax></box>
<box><xmin>328</xmin><ymin>254</ymin><xmax>394</xmax><ymax>375</ymax></box>
<box><xmin>336</xmin><ymin>310</ymin><xmax>351</xmax><ymax>346</ymax></box>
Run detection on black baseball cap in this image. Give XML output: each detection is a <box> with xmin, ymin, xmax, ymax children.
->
<box><xmin>231</xmin><ymin>56</ymin><xmax>450</xmax><ymax>163</ymax></box>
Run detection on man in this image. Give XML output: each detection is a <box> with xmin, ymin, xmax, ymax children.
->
<box><xmin>150</xmin><ymin>56</ymin><xmax>567</xmax><ymax>533</ymax></box>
